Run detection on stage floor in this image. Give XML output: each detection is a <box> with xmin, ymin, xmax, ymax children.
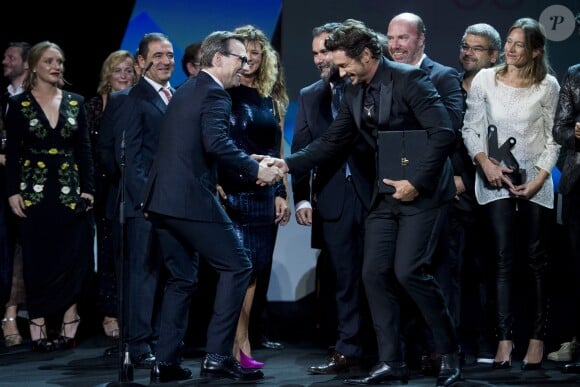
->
<box><xmin>1</xmin><ymin>333</ymin><xmax>580</xmax><ymax>387</ymax></box>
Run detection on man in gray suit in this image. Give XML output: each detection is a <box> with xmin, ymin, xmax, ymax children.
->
<box><xmin>142</xmin><ymin>31</ymin><xmax>280</xmax><ymax>384</ymax></box>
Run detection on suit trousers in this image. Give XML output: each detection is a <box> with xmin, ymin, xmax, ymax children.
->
<box><xmin>148</xmin><ymin>213</ymin><xmax>252</xmax><ymax>362</ymax></box>
<box><xmin>362</xmin><ymin>196</ymin><xmax>457</xmax><ymax>362</ymax></box>
<box><xmin>118</xmin><ymin>217</ymin><xmax>162</xmax><ymax>357</ymax></box>
<box><xmin>321</xmin><ymin>179</ymin><xmax>366</xmax><ymax>358</ymax></box>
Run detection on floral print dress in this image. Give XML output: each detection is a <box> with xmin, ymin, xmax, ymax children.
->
<box><xmin>4</xmin><ymin>90</ymin><xmax>95</xmax><ymax>319</ymax></box>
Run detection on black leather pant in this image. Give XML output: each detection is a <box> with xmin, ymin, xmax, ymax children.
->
<box><xmin>485</xmin><ymin>198</ymin><xmax>550</xmax><ymax>341</ymax></box>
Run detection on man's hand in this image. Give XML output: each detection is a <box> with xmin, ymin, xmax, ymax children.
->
<box><xmin>453</xmin><ymin>175</ymin><xmax>466</xmax><ymax>201</ymax></box>
<box><xmin>382</xmin><ymin>178</ymin><xmax>419</xmax><ymax>202</ymax></box>
<box><xmin>257</xmin><ymin>163</ymin><xmax>283</xmax><ymax>186</ymax></box>
<box><xmin>261</xmin><ymin>157</ymin><xmax>289</xmax><ymax>174</ymax></box>
<box><xmin>295</xmin><ymin>207</ymin><xmax>313</xmax><ymax>225</ymax></box>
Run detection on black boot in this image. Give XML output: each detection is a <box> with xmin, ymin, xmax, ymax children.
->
<box><xmin>436</xmin><ymin>351</ymin><xmax>462</xmax><ymax>387</ymax></box>
<box><xmin>562</xmin><ymin>341</ymin><xmax>580</xmax><ymax>374</ymax></box>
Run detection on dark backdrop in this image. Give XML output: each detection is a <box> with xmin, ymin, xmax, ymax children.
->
<box><xmin>0</xmin><ymin>1</ymin><xmax>136</xmax><ymax>98</ymax></box>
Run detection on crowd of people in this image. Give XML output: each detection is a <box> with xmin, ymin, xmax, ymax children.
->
<box><xmin>1</xmin><ymin>12</ymin><xmax>579</xmax><ymax>387</ymax></box>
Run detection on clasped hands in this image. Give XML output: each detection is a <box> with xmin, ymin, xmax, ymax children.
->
<box><xmin>252</xmin><ymin>154</ymin><xmax>288</xmax><ymax>186</ymax></box>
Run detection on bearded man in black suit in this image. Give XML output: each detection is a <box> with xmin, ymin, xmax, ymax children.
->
<box><xmin>270</xmin><ymin>19</ymin><xmax>461</xmax><ymax>387</ymax></box>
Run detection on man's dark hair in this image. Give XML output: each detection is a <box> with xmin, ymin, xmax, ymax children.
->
<box><xmin>181</xmin><ymin>42</ymin><xmax>201</xmax><ymax>77</ymax></box>
<box><xmin>8</xmin><ymin>41</ymin><xmax>31</xmax><ymax>62</ymax></box>
<box><xmin>312</xmin><ymin>22</ymin><xmax>342</xmax><ymax>38</ymax></box>
<box><xmin>138</xmin><ymin>32</ymin><xmax>170</xmax><ymax>59</ymax></box>
<box><xmin>199</xmin><ymin>31</ymin><xmax>244</xmax><ymax>68</ymax></box>
<box><xmin>325</xmin><ymin>19</ymin><xmax>382</xmax><ymax>60</ymax></box>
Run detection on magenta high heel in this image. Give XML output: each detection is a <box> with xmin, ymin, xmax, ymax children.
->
<box><xmin>239</xmin><ymin>349</ymin><xmax>264</xmax><ymax>369</ymax></box>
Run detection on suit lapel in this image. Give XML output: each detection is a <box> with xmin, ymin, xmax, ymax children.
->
<box><xmin>352</xmin><ymin>86</ymin><xmax>363</xmax><ymax>129</ymax></box>
<box><xmin>378</xmin><ymin>81</ymin><xmax>392</xmax><ymax>127</ymax></box>
<box><xmin>136</xmin><ymin>78</ymin><xmax>167</xmax><ymax>113</ymax></box>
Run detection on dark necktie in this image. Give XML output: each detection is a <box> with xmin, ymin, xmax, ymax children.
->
<box><xmin>363</xmin><ymin>83</ymin><xmax>377</xmax><ymax>123</ymax></box>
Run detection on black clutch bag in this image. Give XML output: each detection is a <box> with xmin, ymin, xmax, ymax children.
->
<box><xmin>377</xmin><ymin>130</ymin><xmax>428</xmax><ymax>194</ymax></box>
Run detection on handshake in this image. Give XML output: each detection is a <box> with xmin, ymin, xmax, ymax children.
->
<box><xmin>252</xmin><ymin>155</ymin><xmax>289</xmax><ymax>186</ymax></box>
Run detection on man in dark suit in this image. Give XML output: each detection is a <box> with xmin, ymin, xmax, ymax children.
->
<box><xmin>292</xmin><ymin>22</ymin><xmax>374</xmax><ymax>374</ymax></box>
<box><xmin>96</xmin><ymin>32</ymin><xmax>175</xmax><ymax>368</ymax></box>
<box><xmin>456</xmin><ymin>23</ymin><xmax>501</xmax><ymax>364</ymax></box>
<box><xmin>386</xmin><ymin>12</ymin><xmax>464</xmax><ymax>372</ymax></box>
<box><xmin>141</xmin><ymin>31</ymin><xmax>280</xmax><ymax>383</ymax></box>
<box><xmin>271</xmin><ymin>19</ymin><xmax>461</xmax><ymax>387</ymax></box>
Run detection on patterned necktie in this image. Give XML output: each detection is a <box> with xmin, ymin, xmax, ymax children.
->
<box><xmin>160</xmin><ymin>87</ymin><xmax>172</xmax><ymax>104</ymax></box>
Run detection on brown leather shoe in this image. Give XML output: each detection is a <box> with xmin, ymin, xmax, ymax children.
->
<box><xmin>308</xmin><ymin>351</ymin><xmax>360</xmax><ymax>374</ymax></box>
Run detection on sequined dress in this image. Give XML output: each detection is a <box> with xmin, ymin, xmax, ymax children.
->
<box><xmin>220</xmin><ymin>85</ymin><xmax>286</xmax><ymax>271</ymax></box>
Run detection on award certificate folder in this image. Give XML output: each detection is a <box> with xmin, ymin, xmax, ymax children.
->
<box><xmin>377</xmin><ymin>130</ymin><xmax>428</xmax><ymax>194</ymax></box>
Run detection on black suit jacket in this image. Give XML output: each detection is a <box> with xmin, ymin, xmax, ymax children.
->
<box><xmin>291</xmin><ymin>79</ymin><xmax>373</xmax><ymax>221</ymax></box>
<box><xmin>142</xmin><ymin>71</ymin><xmax>260</xmax><ymax>222</ymax></box>
<box><xmin>422</xmin><ymin>56</ymin><xmax>475</xmax><ymax>213</ymax></box>
<box><xmin>96</xmin><ymin>77</ymin><xmax>172</xmax><ymax>219</ymax></box>
<box><xmin>287</xmin><ymin>57</ymin><xmax>455</xmax><ymax>214</ymax></box>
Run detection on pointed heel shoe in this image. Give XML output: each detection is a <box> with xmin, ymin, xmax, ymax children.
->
<box><xmin>521</xmin><ymin>339</ymin><xmax>544</xmax><ymax>371</ymax></box>
<box><xmin>239</xmin><ymin>349</ymin><xmax>265</xmax><ymax>369</ymax></box>
<box><xmin>492</xmin><ymin>341</ymin><xmax>513</xmax><ymax>369</ymax></box>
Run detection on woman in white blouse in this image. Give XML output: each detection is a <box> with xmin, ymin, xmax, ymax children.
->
<box><xmin>462</xmin><ymin>17</ymin><xmax>560</xmax><ymax>371</ymax></box>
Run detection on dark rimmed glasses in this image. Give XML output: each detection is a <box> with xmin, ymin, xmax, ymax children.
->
<box><xmin>459</xmin><ymin>45</ymin><xmax>492</xmax><ymax>54</ymax></box>
<box><xmin>226</xmin><ymin>52</ymin><xmax>249</xmax><ymax>65</ymax></box>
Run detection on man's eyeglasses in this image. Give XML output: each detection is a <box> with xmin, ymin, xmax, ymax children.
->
<box><xmin>226</xmin><ymin>52</ymin><xmax>249</xmax><ymax>65</ymax></box>
<box><xmin>460</xmin><ymin>45</ymin><xmax>492</xmax><ymax>54</ymax></box>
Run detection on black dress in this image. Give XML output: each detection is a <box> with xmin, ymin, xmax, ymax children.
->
<box><xmin>4</xmin><ymin>90</ymin><xmax>95</xmax><ymax>319</ymax></box>
<box><xmin>85</xmin><ymin>94</ymin><xmax>117</xmax><ymax>318</ymax></box>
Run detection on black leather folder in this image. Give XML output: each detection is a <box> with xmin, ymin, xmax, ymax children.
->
<box><xmin>377</xmin><ymin>130</ymin><xmax>428</xmax><ymax>193</ymax></box>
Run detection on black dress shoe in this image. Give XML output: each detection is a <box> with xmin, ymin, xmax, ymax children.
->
<box><xmin>200</xmin><ymin>355</ymin><xmax>263</xmax><ymax>380</ymax></box>
<box><xmin>150</xmin><ymin>362</ymin><xmax>192</xmax><ymax>383</ymax></box>
<box><xmin>344</xmin><ymin>361</ymin><xmax>408</xmax><ymax>385</ymax></box>
<box><xmin>562</xmin><ymin>361</ymin><xmax>580</xmax><ymax>373</ymax></box>
<box><xmin>308</xmin><ymin>351</ymin><xmax>360</xmax><ymax>374</ymax></box>
<box><xmin>132</xmin><ymin>352</ymin><xmax>156</xmax><ymax>369</ymax></box>
<box><xmin>260</xmin><ymin>337</ymin><xmax>284</xmax><ymax>350</ymax></box>
<box><xmin>436</xmin><ymin>352</ymin><xmax>462</xmax><ymax>387</ymax></box>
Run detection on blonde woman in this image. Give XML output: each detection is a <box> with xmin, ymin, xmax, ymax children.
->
<box><xmin>85</xmin><ymin>50</ymin><xmax>136</xmax><ymax>340</ymax></box>
<box><xmin>5</xmin><ymin>41</ymin><xmax>95</xmax><ymax>351</ymax></box>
